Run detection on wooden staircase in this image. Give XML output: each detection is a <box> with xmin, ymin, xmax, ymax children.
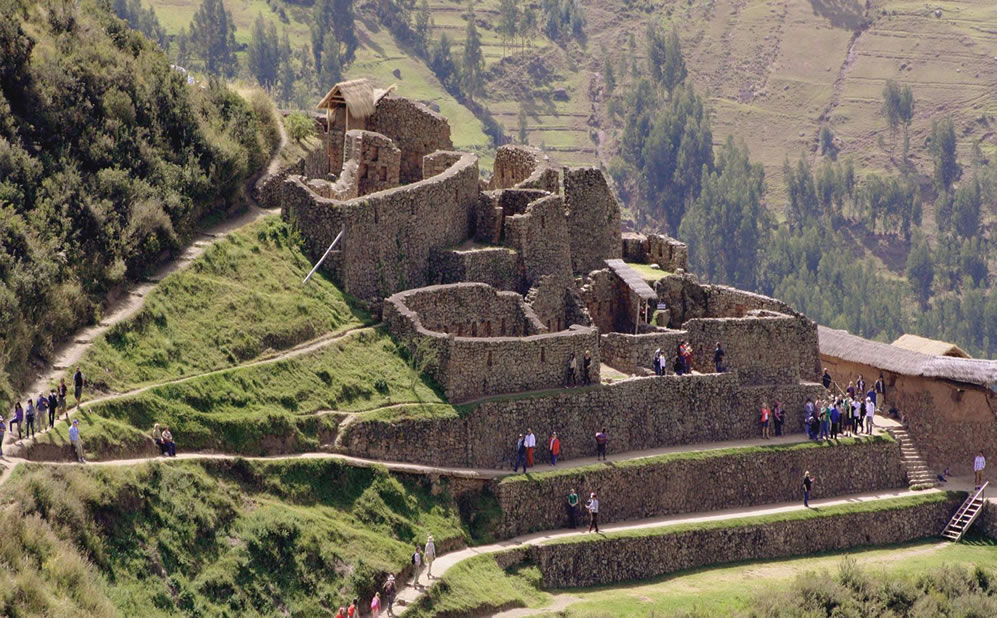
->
<box><xmin>942</xmin><ymin>482</ymin><xmax>989</xmax><ymax>542</ymax></box>
<box><xmin>886</xmin><ymin>425</ymin><xmax>938</xmax><ymax>489</ymax></box>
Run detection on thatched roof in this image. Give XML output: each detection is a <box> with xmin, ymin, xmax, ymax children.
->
<box><xmin>819</xmin><ymin>325</ymin><xmax>996</xmax><ymax>387</ymax></box>
<box><xmin>317</xmin><ymin>78</ymin><xmax>376</xmax><ymax>117</ymax></box>
<box><xmin>892</xmin><ymin>333</ymin><xmax>971</xmax><ymax>358</ymax></box>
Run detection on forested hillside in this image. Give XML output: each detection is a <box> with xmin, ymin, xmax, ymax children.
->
<box><xmin>0</xmin><ymin>0</ymin><xmax>279</xmax><ymax>400</ymax></box>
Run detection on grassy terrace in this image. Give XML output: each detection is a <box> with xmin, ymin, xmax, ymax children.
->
<box><xmin>76</xmin><ymin>217</ymin><xmax>369</xmax><ymax>394</ymax></box>
<box><xmin>497</xmin><ymin>433</ymin><xmax>895</xmax><ymax>485</ymax></box>
<box><xmin>0</xmin><ymin>459</ymin><xmax>477</xmax><ymax>617</ymax></box>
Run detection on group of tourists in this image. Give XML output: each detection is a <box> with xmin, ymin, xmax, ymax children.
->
<box><xmin>653</xmin><ymin>341</ymin><xmax>726</xmax><ymax>376</ymax></box>
<box><xmin>151</xmin><ymin>423</ymin><xmax>177</xmax><ymax>457</ymax></box>
<box><xmin>367</xmin><ymin>536</ymin><xmax>436</xmax><ymax>616</ymax></box>
<box><xmin>804</xmin><ymin>393</ymin><xmax>876</xmax><ymax>440</ymax></box>
<box><xmin>512</xmin><ymin>428</ymin><xmax>609</xmax><ymax>472</ymax></box>
<box><xmin>2</xmin><ymin>369</ymin><xmax>86</xmax><ymax>460</ymax></box>
<box><xmin>565</xmin><ymin>350</ymin><xmax>593</xmax><ymax>387</ymax></box>
<box><xmin>565</xmin><ymin>488</ymin><xmax>601</xmax><ymax>533</ymax></box>
<box><xmin>758</xmin><ymin>401</ymin><xmax>785</xmax><ymax>439</ymax></box>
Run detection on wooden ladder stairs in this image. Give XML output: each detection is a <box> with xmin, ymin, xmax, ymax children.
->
<box><xmin>941</xmin><ymin>482</ymin><xmax>989</xmax><ymax>542</ymax></box>
<box><xmin>885</xmin><ymin>425</ymin><xmax>938</xmax><ymax>489</ymax></box>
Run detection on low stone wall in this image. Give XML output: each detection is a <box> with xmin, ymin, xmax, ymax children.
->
<box><xmin>387</xmin><ymin>283</ymin><xmax>543</xmax><ymax>338</ymax></box>
<box><xmin>621</xmin><ymin>233</ymin><xmax>688</xmax><ymax>271</ymax></box>
<box><xmin>368</xmin><ymin>95</ymin><xmax>453</xmax><ymax>185</ymax></box>
<box><xmin>976</xmin><ymin>500</ymin><xmax>997</xmax><ymax>539</ymax></box>
<box><xmin>600</xmin><ymin>331</ymin><xmax>686</xmax><ymax>374</ymax></box>
<box><xmin>487</xmin><ymin>144</ymin><xmax>547</xmax><ymax>190</ymax></box>
<box><xmin>428</xmin><ymin>246</ymin><xmax>522</xmax><ymax>291</ymax></box>
<box><xmin>526</xmin><ymin>493</ymin><xmax>963</xmax><ymax>588</ymax></box>
<box><xmin>342</xmin><ymin>374</ymin><xmax>826</xmax><ymax>468</ymax></box>
<box><xmin>494</xmin><ymin>437</ymin><xmax>907</xmax><ymax>538</ymax></box>
<box><xmin>684</xmin><ymin>313</ymin><xmax>809</xmax><ymax>385</ymax></box>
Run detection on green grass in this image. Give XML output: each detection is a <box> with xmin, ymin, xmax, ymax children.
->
<box><xmin>498</xmin><ymin>433</ymin><xmax>895</xmax><ymax>485</ymax></box>
<box><xmin>624</xmin><ymin>261</ymin><xmax>671</xmax><ymax>282</ymax></box>
<box><xmin>0</xmin><ymin>458</ymin><xmax>475</xmax><ymax>617</ymax></box>
<box><xmin>75</xmin><ymin>216</ymin><xmax>369</xmax><ymax>394</ymax></box>
<box><xmin>68</xmin><ymin>327</ymin><xmax>455</xmax><ymax>458</ymax></box>
<box><xmin>404</xmin><ymin>554</ymin><xmax>550</xmax><ymax>617</ymax></box>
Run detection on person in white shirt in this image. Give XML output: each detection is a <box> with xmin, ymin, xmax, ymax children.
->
<box><xmin>974</xmin><ymin>451</ymin><xmax>987</xmax><ymax>487</ymax></box>
<box><xmin>864</xmin><ymin>397</ymin><xmax>875</xmax><ymax>435</ymax></box>
<box><xmin>424</xmin><ymin>535</ymin><xmax>436</xmax><ymax>578</ymax></box>
<box><xmin>586</xmin><ymin>492</ymin><xmax>600</xmax><ymax>533</ymax></box>
<box><xmin>69</xmin><ymin>418</ymin><xmax>85</xmax><ymax>463</ymax></box>
<box><xmin>524</xmin><ymin>429</ymin><xmax>536</xmax><ymax>467</ymax></box>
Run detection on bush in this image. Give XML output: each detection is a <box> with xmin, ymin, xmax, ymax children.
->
<box><xmin>284</xmin><ymin>112</ymin><xmax>315</xmax><ymax>143</ymax></box>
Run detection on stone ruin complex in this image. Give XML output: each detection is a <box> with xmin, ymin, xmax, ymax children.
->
<box><xmin>255</xmin><ymin>79</ymin><xmax>994</xmax><ymax>594</ymax></box>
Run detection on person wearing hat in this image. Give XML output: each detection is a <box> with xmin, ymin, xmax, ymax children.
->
<box><xmin>152</xmin><ymin>423</ymin><xmax>166</xmax><ymax>455</ymax></box>
<box><xmin>382</xmin><ymin>575</ymin><xmax>395</xmax><ymax>616</ymax></box>
<box><xmin>865</xmin><ymin>396</ymin><xmax>875</xmax><ymax>434</ymax></box>
<box><xmin>424</xmin><ymin>535</ymin><xmax>436</xmax><ymax>579</ymax></box>
<box><xmin>69</xmin><ymin>418</ymin><xmax>85</xmax><ymax>463</ymax></box>
<box><xmin>586</xmin><ymin>492</ymin><xmax>599</xmax><ymax>533</ymax></box>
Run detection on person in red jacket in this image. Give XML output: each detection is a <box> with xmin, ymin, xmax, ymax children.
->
<box><xmin>548</xmin><ymin>432</ymin><xmax>561</xmax><ymax>465</ymax></box>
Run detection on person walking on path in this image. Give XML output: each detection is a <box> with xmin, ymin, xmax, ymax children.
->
<box><xmin>513</xmin><ymin>434</ymin><xmax>527</xmax><ymax>473</ymax></box>
<box><xmin>822</xmin><ymin>368</ymin><xmax>831</xmax><ymax>389</ymax></box>
<box><xmin>370</xmin><ymin>591</ymin><xmax>382</xmax><ymax>618</ymax></box>
<box><xmin>586</xmin><ymin>492</ymin><xmax>600</xmax><ymax>533</ymax></box>
<box><xmin>760</xmin><ymin>403</ymin><xmax>770</xmax><ymax>439</ymax></box>
<box><xmin>714</xmin><ymin>342</ymin><xmax>726</xmax><ymax>373</ymax></box>
<box><xmin>162</xmin><ymin>426</ymin><xmax>176</xmax><ymax>457</ymax></box>
<box><xmin>804</xmin><ymin>399</ymin><xmax>815</xmax><ymax>440</ymax></box>
<box><xmin>36</xmin><ymin>393</ymin><xmax>48</xmax><ymax>431</ymax></box>
<box><xmin>24</xmin><ymin>398</ymin><xmax>35</xmax><ymax>439</ymax></box>
<box><xmin>69</xmin><ymin>419</ymin><xmax>85</xmax><ymax>462</ymax></box>
<box><xmin>524</xmin><ymin>429</ymin><xmax>536</xmax><ymax>467</ymax></box>
<box><xmin>424</xmin><ymin>535</ymin><xmax>436</xmax><ymax>579</ymax></box>
<box><xmin>875</xmin><ymin>373</ymin><xmax>885</xmax><ymax>408</ymax></box>
<box><xmin>819</xmin><ymin>401</ymin><xmax>830</xmax><ymax>440</ymax></box>
<box><xmin>347</xmin><ymin>600</ymin><xmax>357</xmax><ymax>618</ymax></box>
<box><xmin>410</xmin><ymin>546</ymin><xmax>423</xmax><ymax>587</ymax></box>
<box><xmin>582</xmin><ymin>350</ymin><xmax>592</xmax><ymax>385</ymax></box>
<box><xmin>852</xmin><ymin>397</ymin><xmax>862</xmax><ymax>435</ymax></box>
<box><xmin>565</xmin><ymin>353</ymin><xmax>578</xmax><ymax>387</ymax></box>
<box><xmin>865</xmin><ymin>397</ymin><xmax>875</xmax><ymax>434</ymax></box>
<box><xmin>974</xmin><ymin>451</ymin><xmax>986</xmax><ymax>488</ymax></box>
<box><xmin>653</xmin><ymin>348</ymin><xmax>662</xmax><ymax>375</ymax></box>
<box><xmin>0</xmin><ymin>417</ymin><xmax>6</xmax><ymax>458</ymax></box>
<box><xmin>595</xmin><ymin>428</ymin><xmax>608</xmax><ymax>461</ymax></box>
<box><xmin>382</xmin><ymin>575</ymin><xmax>395</xmax><ymax>616</ymax></box>
<box><xmin>548</xmin><ymin>432</ymin><xmax>560</xmax><ymax>465</ymax></box>
<box><xmin>566</xmin><ymin>489</ymin><xmax>579</xmax><ymax>528</ymax></box>
<box><xmin>47</xmin><ymin>389</ymin><xmax>58</xmax><ymax>429</ymax></box>
<box><xmin>803</xmin><ymin>471</ymin><xmax>814</xmax><ymax>507</ymax></box>
<box><xmin>73</xmin><ymin>367</ymin><xmax>84</xmax><ymax>408</ymax></box>
<box><xmin>58</xmin><ymin>379</ymin><xmax>68</xmax><ymax>418</ymax></box>
<box><xmin>830</xmin><ymin>402</ymin><xmax>840</xmax><ymax>439</ymax></box>
<box><xmin>773</xmin><ymin>401</ymin><xmax>784</xmax><ymax>436</ymax></box>
<box><xmin>10</xmin><ymin>402</ymin><xmax>22</xmax><ymax>440</ymax></box>
<box><xmin>153</xmin><ymin>423</ymin><xmax>166</xmax><ymax>455</ymax></box>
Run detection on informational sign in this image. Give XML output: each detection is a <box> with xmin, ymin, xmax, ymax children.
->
<box><xmin>656</xmin><ymin>302</ymin><xmax>666</xmax><ymax>310</ymax></box>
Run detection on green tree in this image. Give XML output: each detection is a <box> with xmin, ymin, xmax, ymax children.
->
<box><xmin>498</xmin><ymin>0</ymin><xmax>518</xmax><ymax>57</ymax></box>
<box><xmin>414</xmin><ymin>0</ymin><xmax>432</xmax><ymax>57</ymax></box>
<box><xmin>276</xmin><ymin>30</ymin><xmax>294</xmax><ymax>106</ymax></box>
<box><xmin>320</xmin><ymin>41</ymin><xmax>342</xmax><ymax>87</ymax></box>
<box><xmin>429</xmin><ymin>33</ymin><xmax>456</xmax><ymax>90</ymax></box>
<box><xmin>519</xmin><ymin>5</ymin><xmax>537</xmax><ymax>52</ymax></box>
<box><xmin>603</xmin><ymin>52</ymin><xmax>616</xmax><ymax>93</ymax></box>
<box><xmin>461</xmin><ymin>4</ymin><xmax>484</xmax><ymax>96</ymax></box>
<box><xmin>929</xmin><ymin>117</ymin><xmax>960</xmax><ymax>191</ymax></box>
<box><xmin>646</xmin><ymin>22</ymin><xmax>666</xmax><ymax>84</ymax></box>
<box><xmin>189</xmin><ymin>0</ymin><xmax>238</xmax><ymax>76</ymax></box>
<box><xmin>819</xmin><ymin>126</ymin><xmax>836</xmax><ymax>158</ymax></box>
<box><xmin>906</xmin><ymin>233</ymin><xmax>934</xmax><ymax>305</ymax></box>
<box><xmin>661</xmin><ymin>27</ymin><xmax>686</xmax><ymax>92</ymax></box>
<box><xmin>952</xmin><ymin>176</ymin><xmax>982</xmax><ymax>238</ymax></box>
<box><xmin>783</xmin><ymin>154</ymin><xmax>819</xmax><ymax>229</ymax></box>
<box><xmin>285</xmin><ymin>112</ymin><xmax>315</xmax><ymax>142</ymax></box>
<box><xmin>248</xmin><ymin>14</ymin><xmax>280</xmax><ymax>89</ymax></box>
<box><xmin>518</xmin><ymin>106</ymin><xmax>528</xmax><ymax>144</ymax></box>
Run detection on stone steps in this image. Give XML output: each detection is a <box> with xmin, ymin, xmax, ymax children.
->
<box><xmin>886</xmin><ymin>424</ymin><xmax>939</xmax><ymax>489</ymax></box>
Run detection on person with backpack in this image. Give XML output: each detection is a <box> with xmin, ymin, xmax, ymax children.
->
<box><xmin>594</xmin><ymin>428</ymin><xmax>608</xmax><ymax>461</ymax></box>
<box><xmin>73</xmin><ymin>367</ymin><xmax>85</xmax><ymax>408</ymax></box>
<box><xmin>58</xmin><ymin>378</ymin><xmax>68</xmax><ymax>418</ymax></box>
<box><xmin>47</xmin><ymin>389</ymin><xmax>58</xmax><ymax>429</ymax></box>
<box><xmin>24</xmin><ymin>398</ymin><xmax>35</xmax><ymax>439</ymax></box>
<box><xmin>513</xmin><ymin>433</ymin><xmax>527</xmax><ymax>473</ymax></box>
<box><xmin>410</xmin><ymin>545</ymin><xmax>423</xmax><ymax>587</ymax></box>
<box><xmin>586</xmin><ymin>492</ymin><xmax>600</xmax><ymax>533</ymax></box>
<box><xmin>370</xmin><ymin>591</ymin><xmax>382</xmax><ymax>618</ymax></box>
<box><xmin>347</xmin><ymin>599</ymin><xmax>358</xmax><ymax>618</ymax></box>
<box><xmin>35</xmin><ymin>393</ymin><xmax>48</xmax><ymax>431</ymax></box>
<box><xmin>10</xmin><ymin>402</ymin><xmax>22</xmax><ymax>440</ymax></box>
<box><xmin>653</xmin><ymin>348</ymin><xmax>662</xmax><ymax>375</ymax></box>
<box><xmin>382</xmin><ymin>575</ymin><xmax>395</xmax><ymax>616</ymax></box>
<box><xmin>804</xmin><ymin>399</ymin><xmax>815</xmax><ymax>440</ymax></box>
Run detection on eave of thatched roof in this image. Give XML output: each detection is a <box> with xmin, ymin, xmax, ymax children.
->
<box><xmin>892</xmin><ymin>333</ymin><xmax>971</xmax><ymax>358</ymax></box>
<box><xmin>818</xmin><ymin>325</ymin><xmax>997</xmax><ymax>387</ymax></box>
<box><xmin>316</xmin><ymin>78</ymin><xmax>376</xmax><ymax>118</ymax></box>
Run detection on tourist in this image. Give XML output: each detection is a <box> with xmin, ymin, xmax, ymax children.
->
<box><xmin>804</xmin><ymin>399</ymin><xmax>815</xmax><ymax>440</ymax></box>
<box><xmin>974</xmin><ymin>451</ymin><xmax>986</xmax><ymax>488</ymax></box>
<box><xmin>382</xmin><ymin>575</ymin><xmax>396</xmax><ymax>615</ymax></box>
<box><xmin>73</xmin><ymin>367</ymin><xmax>84</xmax><ymax>407</ymax></box>
<box><xmin>513</xmin><ymin>433</ymin><xmax>527</xmax><ymax>473</ymax></box>
<box><xmin>875</xmin><ymin>373</ymin><xmax>886</xmax><ymax>408</ymax></box>
<box><xmin>856</xmin><ymin>375</ymin><xmax>866</xmax><ymax>398</ymax></box>
<box><xmin>829</xmin><ymin>401</ymin><xmax>840</xmax><ymax>439</ymax></box>
<box><xmin>548</xmin><ymin>431</ymin><xmax>560</xmax><ymax>465</ymax></box>
<box><xmin>47</xmin><ymin>389</ymin><xmax>58</xmax><ymax>429</ymax></box>
<box><xmin>760</xmin><ymin>403</ymin><xmax>770</xmax><ymax>440</ymax></box>
<box><xmin>24</xmin><ymin>398</ymin><xmax>35</xmax><ymax>439</ymax></box>
<box><xmin>583</xmin><ymin>350</ymin><xmax>592</xmax><ymax>385</ymax></box>
<box><xmin>846</xmin><ymin>381</ymin><xmax>855</xmax><ymax>399</ymax></box>
<box><xmin>809</xmin><ymin>401</ymin><xmax>820</xmax><ymax>441</ymax></box>
<box><xmin>672</xmin><ymin>353</ymin><xmax>684</xmax><ymax>376</ymax></box>
<box><xmin>595</xmin><ymin>428</ymin><xmax>608</xmax><ymax>461</ymax></box>
<box><xmin>336</xmin><ymin>607</ymin><xmax>346</xmax><ymax>618</ymax></box>
<box><xmin>424</xmin><ymin>535</ymin><xmax>436</xmax><ymax>579</ymax></box>
<box><xmin>566</xmin><ymin>488</ymin><xmax>579</xmax><ymax>528</ymax></box>
<box><xmin>58</xmin><ymin>378</ymin><xmax>68</xmax><ymax>418</ymax></box>
<box><xmin>565</xmin><ymin>353</ymin><xmax>578</xmax><ymax>387</ymax></box>
<box><xmin>803</xmin><ymin>471</ymin><xmax>814</xmax><ymax>507</ymax></box>
<box><xmin>822</xmin><ymin>368</ymin><xmax>831</xmax><ymax>389</ymax></box>
<box><xmin>852</xmin><ymin>397</ymin><xmax>862</xmax><ymax>435</ymax></box>
<box><xmin>10</xmin><ymin>402</ymin><xmax>22</xmax><ymax>440</ymax></box>
<box><xmin>586</xmin><ymin>492</ymin><xmax>600</xmax><ymax>533</ymax></box>
<box><xmin>152</xmin><ymin>423</ymin><xmax>166</xmax><ymax>455</ymax></box>
<box><xmin>866</xmin><ymin>385</ymin><xmax>877</xmax><ymax>413</ymax></box>
<box><xmin>682</xmin><ymin>342</ymin><xmax>693</xmax><ymax>374</ymax></box>
<box><xmin>524</xmin><ymin>428</ymin><xmax>536</xmax><ymax>467</ymax></box>
<box><xmin>162</xmin><ymin>426</ymin><xmax>176</xmax><ymax>457</ymax></box>
<box><xmin>773</xmin><ymin>401</ymin><xmax>784</xmax><ymax>436</ymax></box>
<box><xmin>370</xmin><ymin>591</ymin><xmax>382</xmax><ymax>617</ymax></box>
<box><xmin>69</xmin><ymin>419</ymin><xmax>85</xmax><ymax>462</ymax></box>
<box><xmin>659</xmin><ymin>350</ymin><xmax>667</xmax><ymax>375</ymax></box>
<box><xmin>865</xmin><ymin>397</ymin><xmax>875</xmax><ymax>434</ymax></box>
<box><xmin>819</xmin><ymin>400</ymin><xmax>829</xmax><ymax>440</ymax></box>
<box><xmin>348</xmin><ymin>599</ymin><xmax>357</xmax><ymax>618</ymax></box>
<box><xmin>0</xmin><ymin>416</ymin><xmax>5</xmax><ymax>458</ymax></box>
<box><xmin>653</xmin><ymin>348</ymin><xmax>662</xmax><ymax>375</ymax></box>
<box><xmin>714</xmin><ymin>342</ymin><xmax>726</xmax><ymax>373</ymax></box>
<box><xmin>411</xmin><ymin>545</ymin><xmax>423</xmax><ymax>587</ymax></box>
<box><xmin>36</xmin><ymin>393</ymin><xmax>48</xmax><ymax>430</ymax></box>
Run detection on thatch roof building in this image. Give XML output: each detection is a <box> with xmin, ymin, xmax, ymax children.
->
<box><xmin>892</xmin><ymin>333</ymin><xmax>971</xmax><ymax>358</ymax></box>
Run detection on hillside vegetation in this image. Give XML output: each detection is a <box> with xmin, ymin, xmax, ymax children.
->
<box><xmin>0</xmin><ymin>459</ymin><xmax>475</xmax><ymax>616</ymax></box>
<box><xmin>0</xmin><ymin>0</ymin><xmax>280</xmax><ymax>405</ymax></box>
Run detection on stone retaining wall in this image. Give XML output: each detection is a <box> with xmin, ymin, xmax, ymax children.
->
<box><xmin>563</xmin><ymin>168</ymin><xmax>622</xmax><ymax>275</ymax></box>
<box><xmin>428</xmin><ymin>246</ymin><xmax>522</xmax><ymax>291</ymax></box>
<box><xmin>368</xmin><ymin>95</ymin><xmax>453</xmax><ymax>184</ymax></box>
<box><xmin>976</xmin><ymin>500</ymin><xmax>997</xmax><ymax>539</ymax></box>
<box><xmin>525</xmin><ymin>493</ymin><xmax>963</xmax><ymax>588</ymax></box>
<box><xmin>494</xmin><ymin>437</ymin><xmax>907</xmax><ymax>538</ymax></box>
<box><xmin>342</xmin><ymin>374</ymin><xmax>826</xmax><ymax>468</ymax></box>
<box><xmin>600</xmin><ymin>331</ymin><xmax>686</xmax><ymax>374</ymax></box>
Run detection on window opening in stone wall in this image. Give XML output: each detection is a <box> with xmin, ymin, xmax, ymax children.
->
<box><xmin>501</xmin><ymin>318</ymin><xmax>506</xmax><ymax>335</ymax></box>
<box><xmin>485</xmin><ymin>321</ymin><xmax>492</xmax><ymax>336</ymax></box>
<box><xmin>541</xmin><ymin>348</ymin><xmax>545</xmax><ymax>362</ymax></box>
<box><xmin>487</xmin><ymin>351</ymin><xmax>493</xmax><ymax>367</ymax></box>
<box><xmin>472</xmin><ymin>322</ymin><xmax>478</xmax><ymax>336</ymax></box>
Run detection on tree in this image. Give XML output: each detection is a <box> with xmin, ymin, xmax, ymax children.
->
<box><xmin>414</xmin><ymin>0</ymin><xmax>432</xmax><ymax>57</ymax></box>
<box><xmin>248</xmin><ymin>14</ymin><xmax>280</xmax><ymax>89</ymax></box>
<box><xmin>603</xmin><ymin>52</ymin><xmax>616</xmax><ymax>94</ymax></box>
<box><xmin>518</xmin><ymin>106</ymin><xmax>528</xmax><ymax>144</ymax></box>
<box><xmin>929</xmin><ymin>117</ymin><xmax>959</xmax><ymax>191</ymax></box>
<box><xmin>285</xmin><ymin>112</ymin><xmax>315</xmax><ymax>142</ymax></box>
<box><xmin>429</xmin><ymin>33</ymin><xmax>456</xmax><ymax>90</ymax></box>
<box><xmin>952</xmin><ymin>177</ymin><xmax>982</xmax><ymax>238</ymax></box>
<box><xmin>662</xmin><ymin>27</ymin><xmax>686</xmax><ymax>92</ymax></box>
<box><xmin>519</xmin><ymin>5</ymin><xmax>537</xmax><ymax>52</ymax></box>
<box><xmin>784</xmin><ymin>154</ymin><xmax>819</xmax><ymax>229</ymax></box>
<box><xmin>646</xmin><ymin>23</ymin><xmax>666</xmax><ymax>84</ymax></box>
<box><xmin>189</xmin><ymin>0</ymin><xmax>238</xmax><ymax>76</ymax></box>
<box><xmin>906</xmin><ymin>233</ymin><xmax>934</xmax><ymax>306</ymax></box>
<box><xmin>312</xmin><ymin>0</ymin><xmax>358</xmax><ymax>81</ymax></box>
<box><xmin>276</xmin><ymin>30</ymin><xmax>294</xmax><ymax>106</ymax></box>
<box><xmin>820</xmin><ymin>126</ymin><xmax>836</xmax><ymax>158</ymax></box>
<box><xmin>461</xmin><ymin>4</ymin><xmax>484</xmax><ymax>96</ymax></box>
<box><xmin>498</xmin><ymin>0</ymin><xmax>518</xmax><ymax>57</ymax></box>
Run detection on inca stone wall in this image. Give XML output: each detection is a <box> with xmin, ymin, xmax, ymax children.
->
<box><xmin>387</xmin><ymin>283</ymin><xmax>544</xmax><ymax>338</ymax></box>
<box><xmin>368</xmin><ymin>95</ymin><xmax>452</xmax><ymax>184</ymax></box>
<box><xmin>504</xmin><ymin>194</ymin><xmax>574</xmax><ymax>288</ymax></box>
<box><xmin>422</xmin><ymin>151</ymin><xmax>464</xmax><ymax>180</ymax></box>
<box><xmin>428</xmin><ymin>246</ymin><xmax>522</xmax><ymax>291</ymax></box>
<box><xmin>621</xmin><ymin>233</ymin><xmax>688</xmax><ymax>271</ymax></box>
<box><xmin>563</xmin><ymin>168</ymin><xmax>622</xmax><ymax>275</ymax></box>
<box><xmin>281</xmin><ymin>152</ymin><xmax>479</xmax><ymax>303</ymax></box>
<box><xmin>487</xmin><ymin>144</ymin><xmax>548</xmax><ymax>190</ymax></box>
<box><xmin>600</xmin><ymin>331</ymin><xmax>686</xmax><ymax>374</ymax></box>
<box><xmin>976</xmin><ymin>500</ymin><xmax>997</xmax><ymax>539</ymax></box>
<box><xmin>494</xmin><ymin>437</ymin><xmax>907</xmax><ymax>538</ymax></box>
<box><xmin>522</xmin><ymin>494</ymin><xmax>962</xmax><ymax>588</ymax></box>
<box><xmin>342</xmin><ymin>130</ymin><xmax>400</xmax><ymax>197</ymax></box>
<box><xmin>526</xmin><ymin>275</ymin><xmax>589</xmax><ymax>334</ymax></box>
<box><xmin>684</xmin><ymin>312</ymin><xmax>810</xmax><ymax>385</ymax></box>
<box><xmin>342</xmin><ymin>374</ymin><xmax>827</xmax><ymax>468</ymax></box>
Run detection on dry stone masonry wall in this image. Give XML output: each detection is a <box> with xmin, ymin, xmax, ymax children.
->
<box><xmin>368</xmin><ymin>95</ymin><xmax>452</xmax><ymax>184</ymax></box>
<box><xmin>563</xmin><ymin>168</ymin><xmax>623</xmax><ymax>274</ymax></box>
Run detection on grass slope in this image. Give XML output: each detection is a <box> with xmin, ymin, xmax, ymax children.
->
<box><xmin>0</xmin><ymin>459</ymin><xmax>475</xmax><ymax>617</ymax></box>
<box><xmin>76</xmin><ymin>216</ymin><xmax>369</xmax><ymax>394</ymax></box>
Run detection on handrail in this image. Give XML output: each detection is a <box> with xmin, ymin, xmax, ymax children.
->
<box><xmin>302</xmin><ymin>227</ymin><xmax>344</xmax><ymax>284</ymax></box>
<box><xmin>970</xmin><ymin>480</ymin><xmax>990</xmax><ymax>503</ymax></box>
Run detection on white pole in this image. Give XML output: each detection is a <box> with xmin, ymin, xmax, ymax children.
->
<box><xmin>302</xmin><ymin>228</ymin><xmax>344</xmax><ymax>284</ymax></box>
